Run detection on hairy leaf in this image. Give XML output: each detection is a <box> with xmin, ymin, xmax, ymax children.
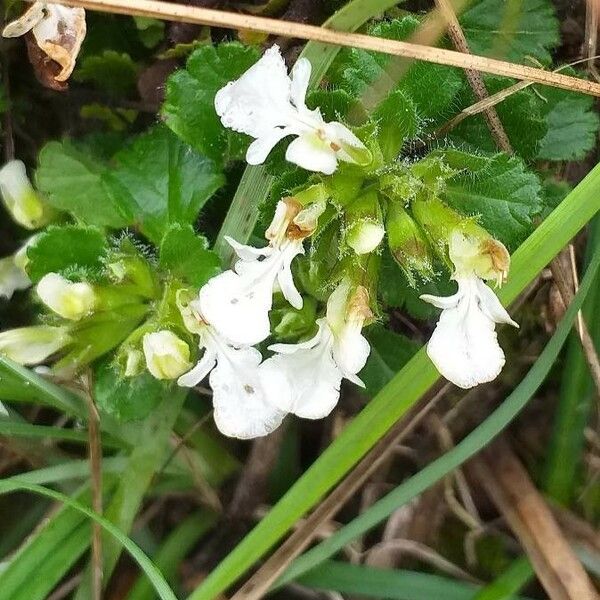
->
<box><xmin>105</xmin><ymin>125</ymin><xmax>225</xmax><ymax>245</ymax></box>
<box><xmin>159</xmin><ymin>224</ymin><xmax>221</xmax><ymax>288</ymax></box>
<box><xmin>441</xmin><ymin>152</ymin><xmax>542</xmax><ymax>249</ymax></box>
<box><xmin>36</xmin><ymin>142</ymin><xmax>128</xmax><ymax>228</ymax></box>
<box><xmin>163</xmin><ymin>42</ymin><xmax>260</xmax><ymax>165</ymax></box>
<box><xmin>26</xmin><ymin>225</ymin><xmax>107</xmax><ymax>283</ymax></box>
<box><xmin>461</xmin><ymin>0</ymin><xmax>560</xmax><ymax>65</ymax></box>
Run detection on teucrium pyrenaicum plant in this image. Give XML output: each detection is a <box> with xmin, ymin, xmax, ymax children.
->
<box><xmin>0</xmin><ymin>0</ymin><xmax>596</xmax><ymax>435</ymax></box>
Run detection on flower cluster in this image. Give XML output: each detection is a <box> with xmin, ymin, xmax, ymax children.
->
<box><xmin>0</xmin><ymin>45</ymin><xmax>520</xmax><ymax>437</ymax></box>
<box><xmin>167</xmin><ymin>198</ymin><xmax>373</xmax><ymax>438</ymax></box>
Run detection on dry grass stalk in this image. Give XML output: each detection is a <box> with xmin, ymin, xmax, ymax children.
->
<box><xmin>40</xmin><ymin>0</ymin><xmax>600</xmax><ymax>97</ymax></box>
<box><xmin>433</xmin><ymin>0</ymin><xmax>513</xmax><ymax>153</ymax></box>
<box><xmin>470</xmin><ymin>438</ymin><xmax>599</xmax><ymax>600</ymax></box>
<box><xmin>84</xmin><ymin>372</ymin><xmax>103</xmax><ymax>600</ymax></box>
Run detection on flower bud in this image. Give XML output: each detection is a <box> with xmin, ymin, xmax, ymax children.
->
<box><xmin>0</xmin><ymin>160</ymin><xmax>53</xmax><ymax>229</ymax></box>
<box><xmin>449</xmin><ymin>230</ymin><xmax>510</xmax><ymax>286</ymax></box>
<box><xmin>0</xmin><ymin>325</ymin><xmax>72</xmax><ymax>365</ymax></box>
<box><xmin>123</xmin><ymin>348</ymin><xmax>144</xmax><ymax>377</ymax></box>
<box><xmin>37</xmin><ymin>273</ymin><xmax>95</xmax><ymax>321</ymax></box>
<box><xmin>386</xmin><ymin>202</ymin><xmax>434</xmax><ymax>285</ymax></box>
<box><xmin>142</xmin><ymin>330</ymin><xmax>191</xmax><ymax>380</ymax></box>
<box><xmin>107</xmin><ymin>255</ymin><xmax>158</xmax><ymax>299</ymax></box>
<box><xmin>344</xmin><ymin>190</ymin><xmax>384</xmax><ymax>255</ymax></box>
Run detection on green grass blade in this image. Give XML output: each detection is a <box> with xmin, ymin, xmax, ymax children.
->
<box><xmin>0</xmin><ymin>480</ymin><xmax>178</xmax><ymax>600</ymax></box>
<box><xmin>0</xmin><ymin>357</ymin><xmax>85</xmax><ymax>418</ymax></box>
<box><xmin>213</xmin><ymin>0</ymin><xmax>404</xmax><ymax>264</ymax></box>
<box><xmin>473</xmin><ymin>556</ymin><xmax>535</xmax><ymax>600</ymax></box>
<box><xmin>73</xmin><ymin>391</ymin><xmax>186</xmax><ymax>599</ymax></box>
<box><xmin>276</xmin><ymin>236</ymin><xmax>600</xmax><ymax>588</ymax></box>
<box><xmin>127</xmin><ymin>512</ymin><xmax>217</xmax><ymax>600</ymax></box>
<box><xmin>544</xmin><ymin>215</ymin><xmax>600</xmax><ymax>503</ymax></box>
<box><xmin>0</xmin><ymin>486</ymin><xmax>91</xmax><ymax>600</ymax></box>
<box><xmin>297</xmin><ymin>561</ymin><xmax>534</xmax><ymax>600</ymax></box>
<box><xmin>0</xmin><ymin>420</ymin><xmax>124</xmax><ymax>448</ymax></box>
<box><xmin>188</xmin><ymin>162</ymin><xmax>600</xmax><ymax>600</ymax></box>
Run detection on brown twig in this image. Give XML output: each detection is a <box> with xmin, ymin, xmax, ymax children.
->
<box><xmin>434</xmin><ymin>0</ymin><xmax>513</xmax><ymax>154</ymax></box>
<box><xmin>36</xmin><ymin>0</ymin><xmax>600</xmax><ymax>97</ymax></box>
<box><xmin>84</xmin><ymin>372</ymin><xmax>103</xmax><ymax>600</ymax></box>
<box><xmin>230</xmin><ymin>381</ymin><xmax>451</xmax><ymax>600</ymax></box>
<box><xmin>470</xmin><ymin>438</ymin><xmax>599</xmax><ymax>600</ymax></box>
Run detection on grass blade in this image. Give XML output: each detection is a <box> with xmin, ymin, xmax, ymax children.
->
<box><xmin>473</xmin><ymin>556</ymin><xmax>535</xmax><ymax>600</ymax></box>
<box><xmin>0</xmin><ymin>480</ymin><xmax>178</xmax><ymax>600</ymax></box>
<box><xmin>297</xmin><ymin>561</ymin><xmax>534</xmax><ymax>600</ymax></box>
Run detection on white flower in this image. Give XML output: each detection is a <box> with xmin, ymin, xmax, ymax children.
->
<box><xmin>260</xmin><ymin>280</ymin><xmax>372</xmax><ymax>419</ymax></box>
<box><xmin>215</xmin><ymin>45</ymin><xmax>371</xmax><ymax>174</ymax></box>
<box><xmin>36</xmin><ymin>273</ymin><xmax>95</xmax><ymax>321</ymax></box>
<box><xmin>199</xmin><ymin>199</ymin><xmax>323</xmax><ymax>346</ymax></box>
<box><xmin>2</xmin><ymin>2</ymin><xmax>86</xmax><ymax>83</ymax></box>
<box><xmin>143</xmin><ymin>331</ymin><xmax>191</xmax><ymax>380</ymax></box>
<box><xmin>0</xmin><ymin>160</ymin><xmax>49</xmax><ymax>229</ymax></box>
<box><xmin>0</xmin><ymin>325</ymin><xmax>72</xmax><ymax>365</ymax></box>
<box><xmin>177</xmin><ymin>296</ymin><xmax>286</xmax><ymax>439</ymax></box>
<box><xmin>421</xmin><ymin>231</ymin><xmax>518</xmax><ymax>389</ymax></box>
<box><xmin>0</xmin><ymin>256</ymin><xmax>30</xmax><ymax>300</ymax></box>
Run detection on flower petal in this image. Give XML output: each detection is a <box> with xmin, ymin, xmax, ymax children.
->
<box><xmin>276</xmin><ymin>243</ymin><xmax>304</xmax><ymax>309</ymax></box>
<box><xmin>426</xmin><ymin>294</ymin><xmax>506</xmax><ymax>389</ymax></box>
<box><xmin>214</xmin><ymin>45</ymin><xmax>292</xmax><ymax>138</ymax></box>
<box><xmin>290</xmin><ymin>58</ymin><xmax>311</xmax><ymax>111</ymax></box>
<box><xmin>224</xmin><ymin>236</ymin><xmax>270</xmax><ymax>262</ymax></box>
<box><xmin>420</xmin><ymin>290</ymin><xmax>463</xmax><ymax>310</ymax></box>
<box><xmin>177</xmin><ymin>345</ymin><xmax>217</xmax><ymax>388</ymax></box>
<box><xmin>32</xmin><ymin>5</ymin><xmax>86</xmax><ymax>82</ymax></box>
<box><xmin>332</xmin><ymin>326</ymin><xmax>370</xmax><ymax>381</ymax></box>
<box><xmin>2</xmin><ymin>2</ymin><xmax>45</xmax><ymax>37</ymax></box>
<box><xmin>246</xmin><ymin>127</ymin><xmax>293</xmax><ymax>165</ymax></box>
<box><xmin>260</xmin><ymin>331</ymin><xmax>342</xmax><ymax>419</ymax></box>
<box><xmin>210</xmin><ymin>346</ymin><xmax>286</xmax><ymax>439</ymax></box>
<box><xmin>199</xmin><ymin>269</ymin><xmax>273</xmax><ymax>346</ymax></box>
<box><xmin>285</xmin><ymin>133</ymin><xmax>338</xmax><ymax>175</ymax></box>
<box><xmin>475</xmin><ymin>278</ymin><xmax>519</xmax><ymax>327</ymax></box>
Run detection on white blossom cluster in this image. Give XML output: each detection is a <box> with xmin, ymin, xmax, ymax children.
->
<box><xmin>0</xmin><ymin>45</ymin><xmax>519</xmax><ymax>437</ymax></box>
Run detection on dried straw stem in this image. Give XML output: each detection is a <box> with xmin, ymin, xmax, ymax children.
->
<box><xmin>43</xmin><ymin>0</ymin><xmax>600</xmax><ymax>97</ymax></box>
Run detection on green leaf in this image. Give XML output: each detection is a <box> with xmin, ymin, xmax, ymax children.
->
<box><xmin>441</xmin><ymin>152</ymin><xmax>542</xmax><ymax>249</ymax></box>
<box><xmin>451</xmin><ymin>75</ymin><xmax>599</xmax><ymax>162</ymax></box>
<box><xmin>163</xmin><ymin>42</ymin><xmax>260</xmax><ymax>165</ymax></box>
<box><xmin>94</xmin><ymin>360</ymin><xmax>166</xmax><ymax>422</ymax></box>
<box><xmin>537</xmin><ymin>85</ymin><xmax>600</xmax><ymax>161</ymax></box>
<box><xmin>133</xmin><ymin>16</ymin><xmax>165</xmax><ymax>49</ymax></box>
<box><xmin>329</xmin><ymin>16</ymin><xmax>463</xmax><ymax>124</ymax></box>
<box><xmin>188</xmin><ymin>162</ymin><xmax>600</xmax><ymax>600</ymax></box>
<box><xmin>26</xmin><ymin>225</ymin><xmax>107</xmax><ymax>283</ymax></box>
<box><xmin>159</xmin><ymin>224</ymin><xmax>221</xmax><ymax>288</ymax></box>
<box><xmin>105</xmin><ymin>125</ymin><xmax>225</xmax><ymax>245</ymax></box>
<box><xmin>74</xmin><ymin>393</ymin><xmax>186</xmax><ymax>600</ymax></box>
<box><xmin>374</xmin><ymin>90</ymin><xmax>419</xmax><ymax>161</ymax></box>
<box><xmin>460</xmin><ymin>0</ymin><xmax>560</xmax><ymax>65</ymax></box>
<box><xmin>361</xmin><ymin>325</ymin><xmax>420</xmax><ymax>396</ymax></box>
<box><xmin>451</xmin><ymin>77</ymin><xmax>547</xmax><ymax>160</ymax></box>
<box><xmin>74</xmin><ymin>50</ymin><xmax>138</xmax><ymax>96</ymax></box>
<box><xmin>36</xmin><ymin>141</ymin><xmax>129</xmax><ymax>228</ymax></box>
